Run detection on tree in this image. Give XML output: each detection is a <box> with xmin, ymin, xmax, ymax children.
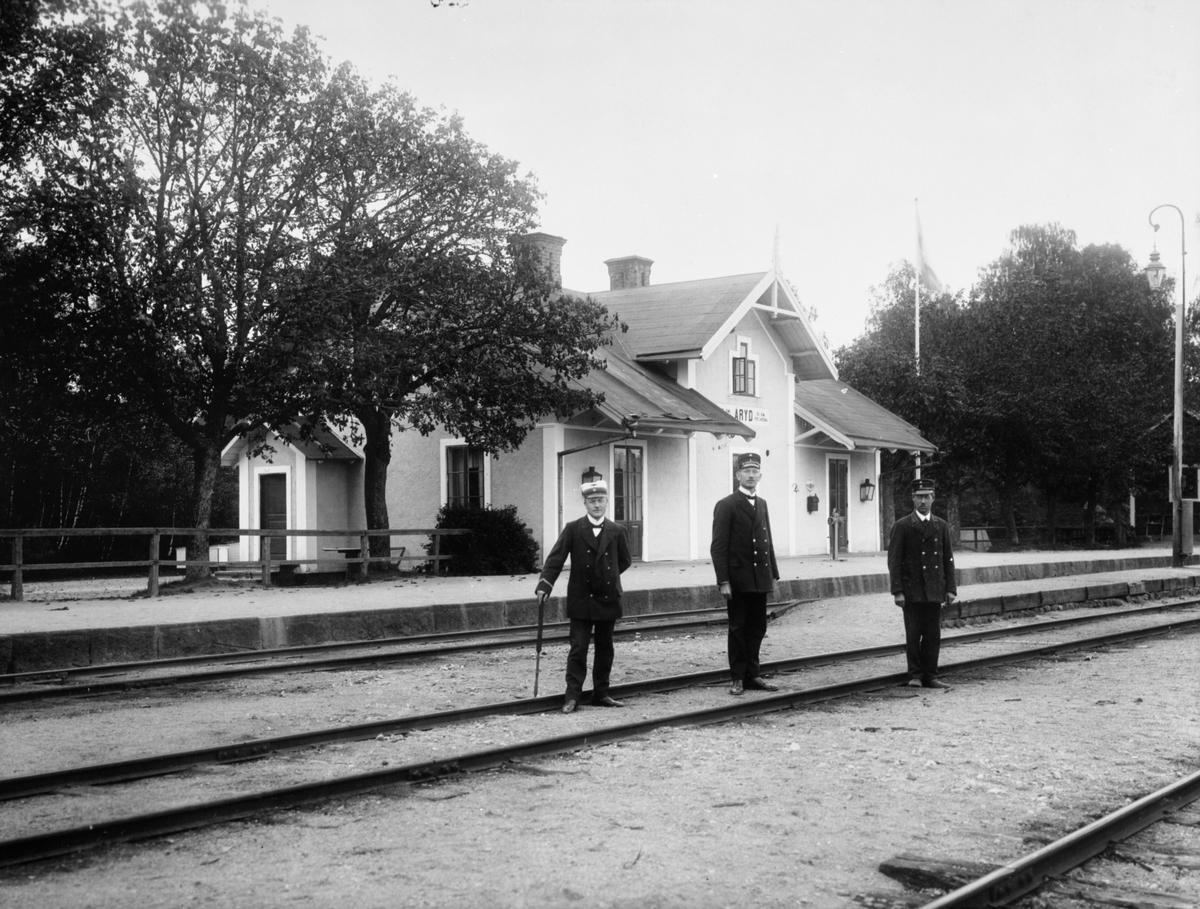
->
<box><xmin>2</xmin><ymin>1</ymin><xmax>338</xmax><ymax>573</ymax></box>
<box><xmin>3</xmin><ymin>0</ymin><xmax>618</xmax><ymax>570</ymax></box>
<box><xmin>838</xmin><ymin>226</ymin><xmax>1176</xmax><ymax>548</ymax></box>
<box><xmin>285</xmin><ymin>69</ymin><xmax>619</xmax><ymax>543</ymax></box>
<box><xmin>970</xmin><ymin>225</ymin><xmax>1174</xmax><ymax>544</ymax></box>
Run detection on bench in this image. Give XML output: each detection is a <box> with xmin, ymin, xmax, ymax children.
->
<box><xmin>322</xmin><ymin>545</ymin><xmax>407</xmax><ymax>576</ymax></box>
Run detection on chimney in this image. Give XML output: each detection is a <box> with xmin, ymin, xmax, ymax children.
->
<box><xmin>604</xmin><ymin>255</ymin><xmax>654</xmax><ymax>290</ymax></box>
<box><xmin>514</xmin><ymin>231</ymin><xmax>566</xmax><ymax>288</ymax></box>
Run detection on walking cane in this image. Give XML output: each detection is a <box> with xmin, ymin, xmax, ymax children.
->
<box><xmin>533</xmin><ymin>592</ymin><xmax>546</xmax><ymax>696</ymax></box>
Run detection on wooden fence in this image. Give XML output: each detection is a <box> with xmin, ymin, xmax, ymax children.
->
<box><xmin>0</xmin><ymin>527</ymin><xmax>469</xmax><ymax>602</ymax></box>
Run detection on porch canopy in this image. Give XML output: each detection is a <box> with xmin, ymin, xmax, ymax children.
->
<box><xmin>793</xmin><ymin>380</ymin><xmax>936</xmax><ymax>453</ymax></box>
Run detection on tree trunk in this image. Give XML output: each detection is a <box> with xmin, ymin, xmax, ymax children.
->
<box><xmin>1044</xmin><ymin>491</ymin><xmax>1058</xmax><ymax>546</ymax></box>
<box><xmin>187</xmin><ymin>442</ymin><xmax>219</xmax><ymax>580</ymax></box>
<box><xmin>944</xmin><ymin>491</ymin><xmax>960</xmax><ymax>547</ymax></box>
<box><xmin>880</xmin><ymin>463</ymin><xmax>897</xmax><ymax>550</ymax></box>
<box><xmin>359</xmin><ymin>406</ymin><xmax>394</xmax><ymax>558</ymax></box>
<box><xmin>1000</xmin><ymin>482</ymin><xmax>1019</xmax><ymax>545</ymax></box>
<box><xmin>1084</xmin><ymin>481</ymin><xmax>1097</xmax><ymax>546</ymax></box>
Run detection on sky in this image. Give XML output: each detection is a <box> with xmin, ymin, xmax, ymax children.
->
<box><xmin>262</xmin><ymin>0</ymin><xmax>1200</xmax><ymax>350</ymax></box>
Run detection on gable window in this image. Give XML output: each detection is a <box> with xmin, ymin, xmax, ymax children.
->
<box><xmin>446</xmin><ymin>445</ymin><xmax>486</xmax><ymax>509</ymax></box>
<box><xmin>732</xmin><ymin>341</ymin><xmax>757</xmax><ymax>396</ymax></box>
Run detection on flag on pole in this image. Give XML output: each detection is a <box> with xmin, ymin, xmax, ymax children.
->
<box><xmin>915</xmin><ymin>203</ymin><xmax>943</xmax><ymax>293</ymax></box>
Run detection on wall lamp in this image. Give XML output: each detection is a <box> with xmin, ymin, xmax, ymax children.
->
<box><xmin>859</xmin><ymin>478</ymin><xmax>876</xmax><ymax>502</ymax></box>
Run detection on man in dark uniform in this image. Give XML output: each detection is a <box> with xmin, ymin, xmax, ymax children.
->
<box><xmin>710</xmin><ymin>452</ymin><xmax>781</xmax><ymax>696</ymax></box>
<box><xmin>535</xmin><ymin>472</ymin><xmax>632</xmax><ymax>714</ymax></box>
<box><xmin>888</xmin><ymin>477</ymin><xmax>957</xmax><ymax>689</ymax></box>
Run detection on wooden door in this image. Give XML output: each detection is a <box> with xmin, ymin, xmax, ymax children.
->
<box><xmin>613</xmin><ymin>445</ymin><xmax>643</xmax><ymax>560</ymax></box>
<box><xmin>829</xmin><ymin>458</ymin><xmax>849</xmax><ymax>551</ymax></box>
<box><xmin>259</xmin><ymin>474</ymin><xmax>288</xmax><ymax>559</ymax></box>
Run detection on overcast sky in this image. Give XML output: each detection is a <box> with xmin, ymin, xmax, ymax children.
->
<box><xmin>263</xmin><ymin>0</ymin><xmax>1200</xmax><ymax>349</ymax></box>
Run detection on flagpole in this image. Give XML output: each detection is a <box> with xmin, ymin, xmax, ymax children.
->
<box><xmin>914</xmin><ymin>199</ymin><xmax>922</xmax><ymax>481</ymax></box>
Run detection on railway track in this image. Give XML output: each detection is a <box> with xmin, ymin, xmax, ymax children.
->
<box><xmin>0</xmin><ymin>601</ymin><xmax>808</xmax><ymax>703</ymax></box>
<box><xmin>3</xmin><ymin>594</ymin><xmax>1198</xmax><ymax>706</ymax></box>
<box><xmin>2</xmin><ymin>608</ymin><xmax>1198</xmax><ymax>869</ymax></box>
<box><xmin>3</xmin><ymin>600</ymin><xmax>1198</xmax><ymax>801</ymax></box>
<box><xmin>862</xmin><ymin>767</ymin><xmax>1200</xmax><ymax>907</ymax></box>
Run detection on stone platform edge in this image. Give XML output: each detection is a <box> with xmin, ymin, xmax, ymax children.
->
<box><xmin>1</xmin><ymin>554</ymin><xmax>1195</xmax><ymax>675</ymax></box>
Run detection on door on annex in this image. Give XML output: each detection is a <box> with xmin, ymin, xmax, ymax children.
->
<box><xmin>613</xmin><ymin>445</ymin><xmax>643</xmax><ymax>560</ymax></box>
<box><xmin>259</xmin><ymin>474</ymin><xmax>288</xmax><ymax>560</ymax></box>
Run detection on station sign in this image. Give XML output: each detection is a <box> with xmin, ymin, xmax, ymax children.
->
<box><xmin>723</xmin><ymin>405</ymin><xmax>769</xmax><ymax>425</ymax></box>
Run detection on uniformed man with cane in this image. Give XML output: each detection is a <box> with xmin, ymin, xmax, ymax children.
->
<box><xmin>535</xmin><ymin>471</ymin><xmax>632</xmax><ymax>714</ymax></box>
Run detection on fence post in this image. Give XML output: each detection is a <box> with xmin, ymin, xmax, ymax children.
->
<box><xmin>11</xmin><ymin>535</ymin><xmax>23</xmax><ymax>602</ymax></box>
<box><xmin>148</xmin><ymin>533</ymin><xmax>160</xmax><ymax>597</ymax></box>
<box><xmin>358</xmin><ymin>534</ymin><xmax>369</xmax><ymax>581</ymax></box>
<box><xmin>261</xmin><ymin>535</ymin><xmax>273</xmax><ymax>587</ymax></box>
<box><xmin>430</xmin><ymin>530</ymin><xmax>440</xmax><ymax>575</ymax></box>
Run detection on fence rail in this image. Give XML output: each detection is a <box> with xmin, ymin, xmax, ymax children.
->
<box><xmin>0</xmin><ymin>527</ymin><xmax>469</xmax><ymax>602</ymax></box>
<box><xmin>958</xmin><ymin>523</ymin><xmax>1133</xmax><ymax>551</ymax></box>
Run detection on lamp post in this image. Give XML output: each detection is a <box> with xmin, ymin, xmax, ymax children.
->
<box><xmin>1145</xmin><ymin>204</ymin><xmax>1187</xmax><ymax>567</ymax></box>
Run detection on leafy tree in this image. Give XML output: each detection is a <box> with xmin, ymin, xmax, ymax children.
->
<box><xmin>970</xmin><ymin>225</ymin><xmax>1174</xmax><ymax>544</ymax></box>
<box><xmin>4</xmin><ymin>0</ymin><xmax>617</xmax><ymax>572</ymax></box>
<box><xmin>2</xmin><ymin>1</ymin><xmax>338</xmax><ymax>573</ymax></box>
<box><xmin>285</xmin><ymin>69</ymin><xmax>619</xmax><ymax>544</ymax></box>
<box><xmin>840</xmin><ymin>225</ymin><xmax>1178</xmax><ymax>548</ymax></box>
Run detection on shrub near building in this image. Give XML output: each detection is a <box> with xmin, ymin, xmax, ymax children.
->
<box><xmin>430</xmin><ymin>505</ymin><xmax>540</xmax><ymax>576</ymax></box>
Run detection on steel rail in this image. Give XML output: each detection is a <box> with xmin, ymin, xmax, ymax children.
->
<box><xmin>2</xmin><ymin>602</ymin><xmax>806</xmax><ymax>700</ymax></box>
<box><xmin>2</xmin><ymin>602</ymin><xmax>796</xmax><ymax>688</ymax></box>
<box><xmin>0</xmin><ymin>603</ymin><xmax>806</xmax><ymax>705</ymax></box>
<box><xmin>2</xmin><ymin>605</ymin><xmax>1198</xmax><ymax>801</ymax></box>
<box><xmin>0</xmin><ymin>615</ymin><xmax>1198</xmax><ymax>868</ymax></box>
<box><xmin>1</xmin><ymin>596</ymin><xmax>1191</xmax><ymax>707</ymax></box>
<box><xmin>917</xmin><ymin>767</ymin><xmax>1200</xmax><ymax>907</ymax></box>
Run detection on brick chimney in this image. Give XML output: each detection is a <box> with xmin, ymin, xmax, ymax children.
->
<box><xmin>514</xmin><ymin>232</ymin><xmax>566</xmax><ymax>287</ymax></box>
<box><xmin>604</xmin><ymin>255</ymin><xmax>654</xmax><ymax>290</ymax></box>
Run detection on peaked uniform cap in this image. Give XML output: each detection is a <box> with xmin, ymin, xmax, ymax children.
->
<box><xmin>735</xmin><ymin>453</ymin><xmax>761</xmax><ymax>471</ymax></box>
<box><xmin>910</xmin><ymin>477</ymin><xmax>936</xmax><ymax>494</ymax></box>
<box><xmin>581</xmin><ymin>479</ymin><xmax>609</xmax><ymax>498</ymax></box>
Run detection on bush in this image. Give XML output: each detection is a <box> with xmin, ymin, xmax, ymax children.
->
<box><xmin>429</xmin><ymin>504</ymin><xmax>539</xmax><ymax>576</ymax></box>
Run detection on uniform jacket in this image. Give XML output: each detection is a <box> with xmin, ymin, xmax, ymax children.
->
<box><xmin>710</xmin><ymin>492</ymin><xmax>779</xmax><ymax>593</ymax></box>
<box><xmin>887</xmin><ymin>511</ymin><xmax>957</xmax><ymax>605</ymax></box>
<box><xmin>535</xmin><ymin>517</ymin><xmax>632</xmax><ymax>621</ymax></box>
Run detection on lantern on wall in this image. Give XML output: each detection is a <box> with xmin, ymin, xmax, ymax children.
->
<box><xmin>859</xmin><ymin>477</ymin><xmax>876</xmax><ymax>502</ymax></box>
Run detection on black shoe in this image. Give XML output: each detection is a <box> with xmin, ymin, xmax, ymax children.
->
<box><xmin>922</xmin><ymin>679</ymin><xmax>951</xmax><ymax>689</ymax></box>
<box><xmin>728</xmin><ymin>680</ymin><xmax>744</xmax><ymax>696</ymax></box>
<box><xmin>744</xmin><ymin>677</ymin><xmax>779</xmax><ymax>691</ymax></box>
<box><xmin>591</xmin><ymin>695</ymin><xmax>624</xmax><ymax>708</ymax></box>
<box><xmin>562</xmin><ymin>699</ymin><xmax>578</xmax><ymax>714</ymax></box>
<box><xmin>906</xmin><ymin>678</ymin><xmax>923</xmax><ymax>688</ymax></box>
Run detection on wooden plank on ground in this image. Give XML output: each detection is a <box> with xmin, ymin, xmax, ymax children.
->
<box><xmin>877</xmin><ymin>853</ymin><xmax>1000</xmax><ymax>891</ymax></box>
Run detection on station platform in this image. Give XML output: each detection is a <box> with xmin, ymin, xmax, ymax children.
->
<box><xmin>2</xmin><ymin>546</ymin><xmax>1199</xmax><ymax>674</ymax></box>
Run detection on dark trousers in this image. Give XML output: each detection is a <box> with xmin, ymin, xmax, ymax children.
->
<box><xmin>726</xmin><ymin>590</ymin><xmax>769</xmax><ymax>682</ymax></box>
<box><xmin>565</xmin><ymin>617</ymin><xmax>616</xmax><ymax>702</ymax></box>
<box><xmin>901</xmin><ymin>601</ymin><xmax>943</xmax><ymax>682</ymax></box>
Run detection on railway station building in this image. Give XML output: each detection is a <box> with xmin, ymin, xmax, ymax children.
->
<box><xmin>222</xmin><ymin>234</ymin><xmax>935</xmax><ymax>568</ymax></box>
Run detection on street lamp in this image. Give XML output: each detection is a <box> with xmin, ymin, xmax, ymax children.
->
<box><xmin>1145</xmin><ymin>204</ymin><xmax>1188</xmax><ymax>567</ymax></box>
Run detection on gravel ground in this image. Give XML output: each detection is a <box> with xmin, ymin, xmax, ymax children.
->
<box><xmin>1</xmin><ymin>594</ymin><xmax>1198</xmax><ymax>908</ymax></box>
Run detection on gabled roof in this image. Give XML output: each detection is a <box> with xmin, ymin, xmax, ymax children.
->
<box><xmin>568</xmin><ymin>345</ymin><xmax>755</xmax><ymax>439</ymax></box>
<box><xmin>587</xmin><ymin>270</ymin><xmax>837</xmax><ymax>381</ymax></box>
<box><xmin>220</xmin><ymin>423</ymin><xmax>362</xmax><ymax>466</ymax></box>
<box><xmin>794</xmin><ymin>380</ymin><xmax>936</xmax><ymax>453</ymax></box>
<box><xmin>589</xmin><ymin>272</ymin><xmax>769</xmax><ymax>359</ymax></box>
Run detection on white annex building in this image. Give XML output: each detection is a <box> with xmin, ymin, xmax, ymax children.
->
<box><xmin>222</xmin><ymin>233</ymin><xmax>935</xmax><ymax>568</ymax></box>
